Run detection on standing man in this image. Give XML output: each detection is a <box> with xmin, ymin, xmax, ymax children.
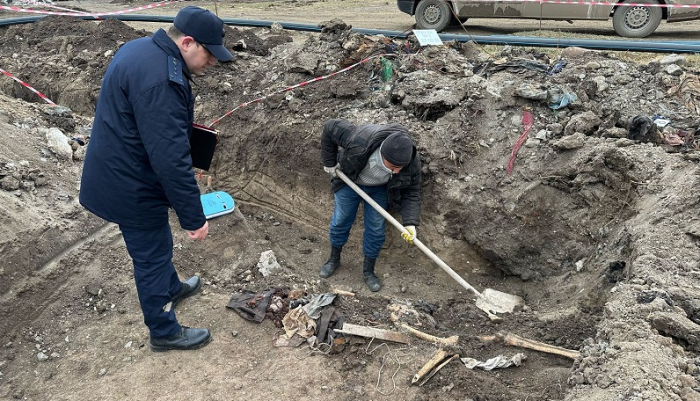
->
<box><xmin>320</xmin><ymin>119</ymin><xmax>422</xmax><ymax>292</ymax></box>
<box><xmin>79</xmin><ymin>7</ymin><xmax>233</xmax><ymax>352</ymax></box>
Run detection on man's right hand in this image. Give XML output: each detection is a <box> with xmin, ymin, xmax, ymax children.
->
<box><xmin>188</xmin><ymin>221</ymin><xmax>209</xmax><ymax>241</ymax></box>
<box><xmin>323</xmin><ymin>163</ymin><xmax>340</xmax><ymax>178</ymax></box>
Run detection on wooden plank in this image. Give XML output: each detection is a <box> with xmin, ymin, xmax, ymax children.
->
<box><xmin>335</xmin><ymin>323</ymin><xmax>411</xmax><ymax>344</ymax></box>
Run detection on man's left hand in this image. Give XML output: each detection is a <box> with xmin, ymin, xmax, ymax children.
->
<box><xmin>401</xmin><ymin>225</ymin><xmax>416</xmax><ymax>245</ymax></box>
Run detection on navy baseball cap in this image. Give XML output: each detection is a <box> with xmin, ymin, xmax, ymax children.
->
<box><xmin>174</xmin><ymin>6</ymin><xmax>233</xmax><ymax>62</ymax></box>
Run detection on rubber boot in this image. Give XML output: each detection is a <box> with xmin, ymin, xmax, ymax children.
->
<box><xmin>320</xmin><ymin>246</ymin><xmax>342</xmax><ymax>278</ymax></box>
<box><xmin>363</xmin><ymin>257</ymin><xmax>381</xmax><ymax>292</ymax></box>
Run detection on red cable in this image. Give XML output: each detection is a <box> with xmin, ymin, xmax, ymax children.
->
<box><xmin>507</xmin><ymin>110</ymin><xmax>534</xmax><ymax>175</ymax></box>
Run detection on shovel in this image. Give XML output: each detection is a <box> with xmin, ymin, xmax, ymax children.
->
<box><xmin>336</xmin><ymin>170</ymin><xmax>523</xmax><ymax>321</ymax></box>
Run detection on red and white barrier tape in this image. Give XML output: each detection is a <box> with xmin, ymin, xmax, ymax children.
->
<box><xmin>42</xmin><ymin>3</ymin><xmax>92</xmax><ymax>15</ymax></box>
<box><xmin>0</xmin><ymin>67</ymin><xmax>56</xmax><ymax>105</ymax></box>
<box><xmin>478</xmin><ymin>0</ymin><xmax>700</xmax><ymax>8</ymax></box>
<box><xmin>208</xmin><ymin>54</ymin><xmax>397</xmax><ymax>127</ymax></box>
<box><xmin>0</xmin><ymin>0</ymin><xmax>179</xmax><ymax>17</ymax></box>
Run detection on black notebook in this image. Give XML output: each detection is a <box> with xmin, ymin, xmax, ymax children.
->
<box><xmin>190</xmin><ymin>123</ymin><xmax>219</xmax><ymax>171</ymax></box>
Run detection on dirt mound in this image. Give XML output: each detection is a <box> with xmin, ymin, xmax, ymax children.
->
<box><xmin>2</xmin><ymin>7</ymin><xmax>700</xmax><ymax>401</ymax></box>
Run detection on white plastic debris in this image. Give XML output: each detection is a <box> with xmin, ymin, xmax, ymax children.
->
<box><xmin>257</xmin><ymin>250</ymin><xmax>281</xmax><ymax>277</ymax></box>
<box><xmin>461</xmin><ymin>353</ymin><xmax>526</xmax><ymax>370</ymax></box>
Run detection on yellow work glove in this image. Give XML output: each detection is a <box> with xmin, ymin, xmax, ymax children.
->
<box><xmin>401</xmin><ymin>225</ymin><xmax>416</xmax><ymax>245</ymax></box>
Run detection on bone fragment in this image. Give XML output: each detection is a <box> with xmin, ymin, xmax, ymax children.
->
<box><xmin>478</xmin><ymin>332</ymin><xmax>580</xmax><ymax>360</ymax></box>
<box><xmin>331</xmin><ymin>289</ymin><xmax>355</xmax><ymax>297</ymax></box>
<box><xmin>416</xmin><ymin>354</ymin><xmax>460</xmax><ymax>386</ymax></box>
<box><xmin>412</xmin><ymin>348</ymin><xmax>448</xmax><ymax>384</ymax></box>
<box><xmin>398</xmin><ymin>322</ymin><xmax>459</xmax><ymax>347</ymax></box>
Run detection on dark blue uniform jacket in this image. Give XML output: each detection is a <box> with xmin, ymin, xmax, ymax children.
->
<box><xmin>80</xmin><ymin>29</ymin><xmax>206</xmax><ymax>230</ymax></box>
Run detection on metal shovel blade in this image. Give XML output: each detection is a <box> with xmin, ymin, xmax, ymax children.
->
<box><xmin>476</xmin><ymin>289</ymin><xmax>525</xmax><ymax>314</ymax></box>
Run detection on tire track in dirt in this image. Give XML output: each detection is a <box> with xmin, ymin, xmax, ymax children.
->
<box><xmin>0</xmin><ymin>223</ymin><xmax>121</xmax><ymax>338</ymax></box>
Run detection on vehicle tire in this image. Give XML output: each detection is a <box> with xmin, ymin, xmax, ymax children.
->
<box><xmin>415</xmin><ymin>0</ymin><xmax>453</xmax><ymax>32</ymax></box>
<box><xmin>612</xmin><ymin>0</ymin><xmax>662</xmax><ymax>38</ymax></box>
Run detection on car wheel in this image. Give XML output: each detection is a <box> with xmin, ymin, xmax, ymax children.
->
<box><xmin>612</xmin><ymin>0</ymin><xmax>662</xmax><ymax>38</ymax></box>
<box><xmin>415</xmin><ymin>0</ymin><xmax>453</xmax><ymax>32</ymax></box>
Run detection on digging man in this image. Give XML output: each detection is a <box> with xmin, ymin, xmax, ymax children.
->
<box><xmin>79</xmin><ymin>7</ymin><xmax>233</xmax><ymax>351</ymax></box>
<box><xmin>320</xmin><ymin>118</ymin><xmax>422</xmax><ymax>291</ymax></box>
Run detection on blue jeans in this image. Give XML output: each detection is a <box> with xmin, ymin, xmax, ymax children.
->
<box><xmin>120</xmin><ymin>223</ymin><xmax>184</xmax><ymax>338</ymax></box>
<box><xmin>329</xmin><ymin>184</ymin><xmax>388</xmax><ymax>259</ymax></box>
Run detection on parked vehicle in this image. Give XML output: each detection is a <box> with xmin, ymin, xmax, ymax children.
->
<box><xmin>397</xmin><ymin>0</ymin><xmax>700</xmax><ymax>38</ymax></box>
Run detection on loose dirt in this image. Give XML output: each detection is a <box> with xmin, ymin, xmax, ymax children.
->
<box><xmin>2</xmin><ymin>1</ymin><xmax>700</xmax><ymax>401</ymax></box>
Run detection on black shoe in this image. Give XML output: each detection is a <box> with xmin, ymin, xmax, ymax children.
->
<box><xmin>150</xmin><ymin>327</ymin><xmax>211</xmax><ymax>352</ymax></box>
<box><xmin>363</xmin><ymin>257</ymin><xmax>381</xmax><ymax>292</ymax></box>
<box><xmin>319</xmin><ymin>246</ymin><xmax>342</xmax><ymax>278</ymax></box>
<box><xmin>364</xmin><ymin>274</ymin><xmax>381</xmax><ymax>292</ymax></box>
<box><xmin>172</xmin><ymin>276</ymin><xmax>202</xmax><ymax>309</ymax></box>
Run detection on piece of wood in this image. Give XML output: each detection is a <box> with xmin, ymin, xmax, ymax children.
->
<box><xmin>335</xmin><ymin>323</ymin><xmax>411</xmax><ymax>344</ymax></box>
<box><xmin>478</xmin><ymin>332</ymin><xmax>580</xmax><ymax>360</ymax></box>
<box><xmin>417</xmin><ymin>354</ymin><xmax>460</xmax><ymax>387</ymax></box>
<box><xmin>332</xmin><ymin>289</ymin><xmax>355</xmax><ymax>297</ymax></box>
<box><xmin>399</xmin><ymin>322</ymin><xmax>459</xmax><ymax>347</ymax></box>
<box><xmin>412</xmin><ymin>348</ymin><xmax>448</xmax><ymax>384</ymax></box>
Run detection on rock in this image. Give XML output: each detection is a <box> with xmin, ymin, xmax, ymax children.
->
<box><xmin>73</xmin><ymin>144</ymin><xmax>87</xmax><ymax>161</ymax></box>
<box><xmin>552</xmin><ymin>133</ymin><xmax>586</xmax><ymax>150</ymax></box>
<box><xmin>37</xmin><ymin>352</ymin><xmax>49</xmax><ymax>361</ymax></box>
<box><xmin>665</xmin><ymin>64</ymin><xmax>684</xmax><ymax>76</ymax></box>
<box><xmin>45</xmin><ymin>127</ymin><xmax>73</xmax><ymax>160</ymax></box>
<box><xmin>649</xmin><ymin>311</ymin><xmax>700</xmax><ymax>352</ymax></box>
<box><xmin>560</xmin><ymin>46</ymin><xmax>595</xmax><ymax>59</ymax></box>
<box><xmin>592</xmin><ymin>76</ymin><xmax>608</xmax><ymax>93</ymax></box>
<box><xmin>514</xmin><ymin>83</ymin><xmax>548</xmax><ymax>100</ymax></box>
<box><xmin>0</xmin><ymin>109</ymin><xmax>9</xmax><ymax>124</ymax></box>
<box><xmin>547</xmin><ymin>123</ymin><xmax>564</xmax><ymax>135</ymax></box>
<box><xmin>270</xmin><ymin>22</ymin><xmax>284</xmax><ymax>33</ymax></box>
<box><xmin>287</xmin><ymin>52</ymin><xmax>322</xmax><ymax>75</ymax></box>
<box><xmin>0</xmin><ymin>176</ymin><xmax>20</xmax><ymax>191</ymax></box>
<box><xmin>602</xmin><ymin>127</ymin><xmax>628</xmax><ymax>139</ymax></box>
<box><xmin>564</xmin><ymin>111</ymin><xmax>602</xmax><ymax>136</ymax></box>
<box><xmin>659</xmin><ymin>54</ymin><xmax>686</xmax><ymax>66</ymax></box>
<box><xmin>393</xmin><ymin>70</ymin><xmax>471</xmax><ymax>118</ymax></box>
<box><xmin>43</xmin><ymin>106</ymin><xmax>72</xmax><ymax>117</ymax></box>
<box><xmin>524</xmin><ymin>137</ymin><xmax>540</xmax><ymax>148</ymax></box>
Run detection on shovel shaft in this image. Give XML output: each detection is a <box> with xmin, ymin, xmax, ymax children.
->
<box><xmin>336</xmin><ymin>170</ymin><xmax>482</xmax><ymax>298</ymax></box>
